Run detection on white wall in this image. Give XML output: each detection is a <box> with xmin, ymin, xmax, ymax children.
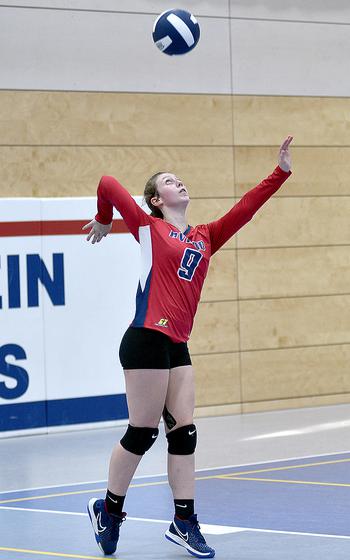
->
<box><xmin>1</xmin><ymin>1</ymin><xmax>349</xmax><ymax>95</ymax></box>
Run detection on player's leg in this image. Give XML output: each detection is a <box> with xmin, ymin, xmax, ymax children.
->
<box><xmin>164</xmin><ymin>364</ymin><xmax>196</xmax><ymax>501</ymax></box>
<box><xmin>164</xmin><ymin>350</ymin><xmax>215</xmax><ymax>557</ymax></box>
<box><xmin>88</xmin><ymin>368</ymin><xmax>169</xmax><ymax>555</ymax></box>
<box><xmin>107</xmin><ymin>367</ymin><xmax>169</xmax><ymax>496</ymax></box>
<box><xmin>107</xmin><ymin>326</ymin><xmax>170</xmax><ymax>500</ymax></box>
<box><xmin>88</xmin><ymin>327</ymin><xmax>170</xmax><ymax>555</ymax></box>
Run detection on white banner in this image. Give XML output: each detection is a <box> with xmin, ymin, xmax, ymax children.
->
<box><xmin>0</xmin><ymin>197</ymin><xmax>142</xmax><ymax>436</ymax></box>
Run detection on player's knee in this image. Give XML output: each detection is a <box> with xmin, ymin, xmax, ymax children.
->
<box><xmin>120</xmin><ymin>424</ymin><xmax>159</xmax><ymax>455</ymax></box>
<box><xmin>166</xmin><ymin>423</ymin><xmax>197</xmax><ymax>455</ymax></box>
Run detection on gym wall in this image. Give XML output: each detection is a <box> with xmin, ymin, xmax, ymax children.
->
<box><xmin>1</xmin><ymin>1</ymin><xmax>350</xmax><ymax>424</ymax></box>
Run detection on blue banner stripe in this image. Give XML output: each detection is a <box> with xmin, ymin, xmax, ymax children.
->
<box><xmin>0</xmin><ymin>394</ymin><xmax>128</xmax><ymax>432</ymax></box>
<box><xmin>0</xmin><ymin>400</ymin><xmax>47</xmax><ymax>431</ymax></box>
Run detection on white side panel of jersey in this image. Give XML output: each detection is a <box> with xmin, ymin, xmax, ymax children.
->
<box><xmin>139</xmin><ymin>225</ymin><xmax>153</xmax><ymax>292</ymax></box>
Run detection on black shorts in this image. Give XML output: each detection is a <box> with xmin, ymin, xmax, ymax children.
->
<box><xmin>119</xmin><ymin>326</ymin><xmax>192</xmax><ymax>370</ymax></box>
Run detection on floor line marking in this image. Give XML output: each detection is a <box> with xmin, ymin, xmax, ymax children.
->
<box><xmin>0</xmin><ymin>479</ymin><xmax>174</xmax><ymax>504</ymax></box>
<box><xmin>220</xmin><ymin>476</ymin><xmax>350</xmax><ymax>488</ymax></box>
<box><xmin>193</xmin><ymin>448</ymin><xmax>350</xmax><ymax>474</ymax></box>
<box><xmin>0</xmin><ymin>488</ymin><xmax>107</xmax><ymax>504</ymax></box>
<box><xmin>243</xmin><ymin>528</ymin><xmax>350</xmax><ymax>540</ymax></box>
<box><xmin>0</xmin><ymin>507</ymin><xmax>242</xmax><ymax>535</ymax></box>
<box><xmin>1</xmin><ymin>449</ymin><xmax>350</xmax><ymax>496</ymax></box>
<box><xmin>0</xmin><ymin>547</ymin><xmax>118</xmax><ymax>559</ymax></box>
<box><xmin>0</xmin><ymin>469</ymin><xmax>171</xmax><ymax>495</ymax></box>
<box><xmin>0</xmin><ymin>480</ymin><xmax>108</xmax><ymax>495</ymax></box>
<box><xmin>1</xmin><ymin>508</ymin><xmax>350</xmax><ymax>541</ymax></box>
<box><xmin>0</xmin><ymin>506</ymin><xmax>88</xmax><ymax>515</ymax></box>
<box><xmin>216</xmin><ymin>457</ymin><xmax>350</xmax><ymax>478</ymax></box>
<box><xmin>2</xmin><ymin>457</ymin><xmax>349</xmax><ymax>505</ymax></box>
<box><xmin>0</xmin><ymin>475</ymin><xmax>227</xmax><ymax>505</ymax></box>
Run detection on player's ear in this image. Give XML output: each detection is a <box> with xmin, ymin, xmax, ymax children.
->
<box><xmin>151</xmin><ymin>195</ymin><xmax>161</xmax><ymax>207</ymax></box>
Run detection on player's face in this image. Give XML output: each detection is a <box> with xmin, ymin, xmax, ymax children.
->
<box><xmin>156</xmin><ymin>173</ymin><xmax>190</xmax><ymax>207</ymax></box>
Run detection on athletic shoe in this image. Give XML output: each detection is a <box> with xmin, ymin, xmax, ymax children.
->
<box><xmin>87</xmin><ymin>498</ymin><xmax>125</xmax><ymax>555</ymax></box>
<box><xmin>165</xmin><ymin>514</ymin><xmax>215</xmax><ymax>558</ymax></box>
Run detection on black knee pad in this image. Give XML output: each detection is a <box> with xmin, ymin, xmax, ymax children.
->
<box><xmin>166</xmin><ymin>424</ymin><xmax>197</xmax><ymax>455</ymax></box>
<box><xmin>120</xmin><ymin>424</ymin><xmax>159</xmax><ymax>455</ymax></box>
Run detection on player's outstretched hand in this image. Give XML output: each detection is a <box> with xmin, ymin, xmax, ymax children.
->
<box><xmin>278</xmin><ymin>135</ymin><xmax>293</xmax><ymax>172</ymax></box>
<box><xmin>82</xmin><ymin>219</ymin><xmax>112</xmax><ymax>244</ymax></box>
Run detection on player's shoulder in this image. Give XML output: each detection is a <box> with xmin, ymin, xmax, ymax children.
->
<box><xmin>190</xmin><ymin>223</ymin><xmax>211</xmax><ymax>241</ymax></box>
<box><xmin>192</xmin><ymin>223</ymin><xmax>209</xmax><ymax>234</ymax></box>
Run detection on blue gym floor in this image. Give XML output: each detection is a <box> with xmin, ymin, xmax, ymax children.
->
<box><xmin>1</xmin><ymin>452</ymin><xmax>350</xmax><ymax>559</ymax></box>
<box><xmin>1</xmin><ymin>405</ymin><xmax>350</xmax><ymax>559</ymax></box>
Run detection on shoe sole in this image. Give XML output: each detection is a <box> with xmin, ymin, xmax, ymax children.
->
<box><xmin>87</xmin><ymin>499</ymin><xmax>105</xmax><ymax>553</ymax></box>
<box><xmin>165</xmin><ymin>530</ymin><xmax>215</xmax><ymax>558</ymax></box>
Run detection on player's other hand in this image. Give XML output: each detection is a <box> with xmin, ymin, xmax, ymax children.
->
<box><xmin>278</xmin><ymin>136</ymin><xmax>293</xmax><ymax>172</ymax></box>
<box><xmin>82</xmin><ymin>219</ymin><xmax>112</xmax><ymax>244</ymax></box>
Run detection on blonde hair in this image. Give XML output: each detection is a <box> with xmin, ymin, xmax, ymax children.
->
<box><xmin>143</xmin><ymin>171</ymin><xmax>167</xmax><ymax>219</ymax></box>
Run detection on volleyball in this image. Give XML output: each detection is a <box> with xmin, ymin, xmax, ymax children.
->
<box><xmin>152</xmin><ymin>9</ymin><xmax>200</xmax><ymax>56</ymax></box>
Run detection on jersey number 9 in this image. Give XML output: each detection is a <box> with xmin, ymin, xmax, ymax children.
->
<box><xmin>178</xmin><ymin>248</ymin><xmax>203</xmax><ymax>282</ymax></box>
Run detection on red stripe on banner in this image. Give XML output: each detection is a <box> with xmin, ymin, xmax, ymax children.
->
<box><xmin>0</xmin><ymin>220</ymin><xmax>129</xmax><ymax>237</ymax></box>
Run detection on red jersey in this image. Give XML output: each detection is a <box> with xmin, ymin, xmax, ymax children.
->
<box><xmin>96</xmin><ymin>166</ymin><xmax>291</xmax><ymax>343</ymax></box>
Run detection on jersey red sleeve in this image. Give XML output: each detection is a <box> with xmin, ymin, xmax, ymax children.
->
<box><xmin>207</xmin><ymin>166</ymin><xmax>292</xmax><ymax>255</ymax></box>
<box><xmin>95</xmin><ymin>175</ymin><xmax>152</xmax><ymax>241</ymax></box>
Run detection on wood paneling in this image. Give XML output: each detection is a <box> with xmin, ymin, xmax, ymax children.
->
<box><xmin>2</xmin><ymin>90</ymin><xmax>350</xmax><ymax>413</ymax></box>
<box><xmin>242</xmin><ymin>393</ymin><xmax>350</xmax><ymax>413</ymax></box>
<box><xmin>234</xmin><ymin>146</ymin><xmax>350</xmax><ymax>198</ymax></box>
<box><xmin>240</xmin><ymin>295</ymin><xmax>350</xmax><ymax>351</ymax></box>
<box><xmin>4</xmin><ymin>94</ymin><xmax>350</xmax><ymax>148</ymax></box>
<box><xmin>241</xmin><ymin>344</ymin><xmax>350</xmax><ymax>401</ymax></box>
<box><xmin>0</xmin><ymin>91</ymin><xmax>233</xmax><ymax>146</ymax></box>
<box><xmin>201</xmin><ymin>250</ymin><xmax>237</xmax><ymax>302</ymax></box>
<box><xmin>238</xmin><ymin>246</ymin><xmax>350</xmax><ymax>299</ymax></box>
<box><xmin>190</xmin><ymin>301</ymin><xmax>239</xmax><ymax>355</ymax></box>
<box><xmin>187</xmin><ymin>198</ymin><xmax>236</xmax><ymax>250</ymax></box>
<box><xmin>0</xmin><ymin>146</ymin><xmax>234</xmax><ymax>198</ymax></box>
<box><xmin>195</xmin><ymin>403</ymin><xmax>242</xmax><ymax>417</ymax></box>
<box><xmin>192</xmin><ymin>352</ymin><xmax>241</xmax><ymax>407</ymax></box>
<box><xmin>233</xmin><ymin>96</ymin><xmax>350</xmax><ymax>145</ymax></box>
<box><xmin>236</xmin><ymin>197</ymin><xmax>350</xmax><ymax>248</ymax></box>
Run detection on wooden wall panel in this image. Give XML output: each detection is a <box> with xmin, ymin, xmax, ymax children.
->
<box><xmin>242</xmin><ymin>393</ymin><xmax>350</xmax><ymax>413</ymax></box>
<box><xmin>240</xmin><ymin>295</ymin><xmax>350</xmax><ymax>351</ymax></box>
<box><xmin>0</xmin><ymin>146</ymin><xmax>234</xmax><ymax>198</ymax></box>
<box><xmin>187</xmin><ymin>198</ymin><xmax>236</xmax><ymax>250</ymax></box>
<box><xmin>238</xmin><ymin>246</ymin><xmax>350</xmax><ymax>299</ymax></box>
<box><xmin>236</xmin><ymin>197</ymin><xmax>350</xmax><ymax>248</ymax></box>
<box><xmin>241</xmin><ymin>344</ymin><xmax>350</xmax><ymax>402</ymax></box>
<box><xmin>192</xmin><ymin>353</ymin><xmax>241</xmax><ymax>407</ymax></box>
<box><xmin>201</xmin><ymin>250</ymin><xmax>237</xmax><ymax>302</ymax></box>
<box><xmin>233</xmin><ymin>96</ymin><xmax>350</xmax><ymax>145</ymax></box>
<box><xmin>0</xmin><ymin>91</ymin><xmax>233</xmax><ymax>146</ymax></box>
<box><xmin>189</xmin><ymin>301</ymin><xmax>239</xmax><ymax>355</ymax></box>
<box><xmin>2</xmin><ymin>90</ymin><xmax>350</xmax><ymax>414</ymax></box>
<box><xmin>234</xmin><ymin>146</ymin><xmax>350</xmax><ymax>198</ymax></box>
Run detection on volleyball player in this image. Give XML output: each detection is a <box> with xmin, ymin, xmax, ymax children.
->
<box><xmin>83</xmin><ymin>136</ymin><xmax>293</xmax><ymax>557</ymax></box>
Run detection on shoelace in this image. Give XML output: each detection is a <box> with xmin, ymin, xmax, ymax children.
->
<box><xmin>109</xmin><ymin>513</ymin><xmax>125</xmax><ymax>540</ymax></box>
<box><xmin>190</xmin><ymin>521</ymin><xmax>206</xmax><ymax>544</ymax></box>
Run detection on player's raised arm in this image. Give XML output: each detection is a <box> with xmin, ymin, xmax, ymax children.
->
<box><xmin>83</xmin><ymin>175</ymin><xmax>152</xmax><ymax>244</ymax></box>
<box><xmin>207</xmin><ymin>136</ymin><xmax>293</xmax><ymax>255</ymax></box>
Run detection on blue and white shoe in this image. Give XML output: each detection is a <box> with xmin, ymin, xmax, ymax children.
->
<box><xmin>87</xmin><ymin>498</ymin><xmax>125</xmax><ymax>555</ymax></box>
<box><xmin>165</xmin><ymin>514</ymin><xmax>215</xmax><ymax>558</ymax></box>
